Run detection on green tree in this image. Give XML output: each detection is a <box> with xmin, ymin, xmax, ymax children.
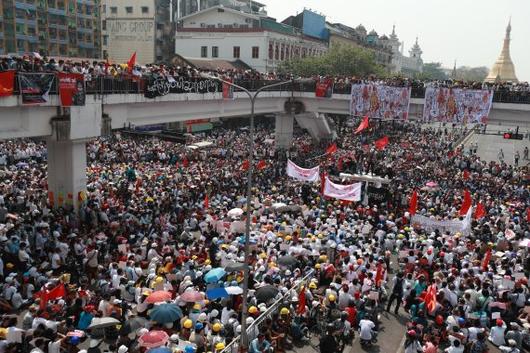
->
<box><xmin>415</xmin><ymin>62</ymin><xmax>448</xmax><ymax>80</ymax></box>
<box><xmin>454</xmin><ymin>66</ymin><xmax>489</xmax><ymax>82</ymax></box>
<box><xmin>278</xmin><ymin>44</ymin><xmax>387</xmax><ymax>77</ymax></box>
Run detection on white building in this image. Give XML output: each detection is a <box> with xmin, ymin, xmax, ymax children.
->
<box><xmin>174</xmin><ymin>6</ymin><xmax>328</xmax><ymax>72</ymax></box>
<box><xmin>381</xmin><ymin>26</ymin><xmax>423</xmax><ymax>75</ymax></box>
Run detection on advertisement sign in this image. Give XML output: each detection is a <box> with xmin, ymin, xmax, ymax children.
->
<box><xmin>286</xmin><ymin>160</ymin><xmax>320</xmax><ymax>182</ymax></box>
<box><xmin>423</xmin><ymin>87</ymin><xmax>493</xmax><ymax>124</ymax></box>
<box><xmin>58</xmin><ymin>72</ymin><xmax>85</xmax><ymax>106</ymax></box>
<box><xmin>350</xmin><ymin>84</ymin><xmax>411</xmax><ymax>120</ymax></box>
<box><xmin>323</xmin><ymin>177</ymin><xmax>362</xmax><ymax>202</ymax></box>
<box><xmin>106</xmin><ymin>18</ymin><xmax>155</xmax><ymax>63</ymax></box>
<box><xmin>18</xmin><ymin>73</ymin><xmax>55</xmax><ymax>104</ymax></box>
<box><xmin>366</xmin><ymin>185</ymin><xmax>390</xmax><ymax>203</ymax></box>
<box><xmin>0</xmin><ymin>71</ymin><xmax>15</xmax><ymax>97</ymax></box>
<box><xmin>222</xmin><ymin>79</ymin><xmax>234</xmax><ymax>99</ymax></box>
<box><xmin>144</xmin><ymin>76</ymin><xmax>220</xmax><ymax>98</ymax></box>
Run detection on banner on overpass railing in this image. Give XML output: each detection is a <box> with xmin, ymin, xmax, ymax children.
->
<box><xmin>58</xmin><ymin>73</ymin><xmax>85</xmax><ymax>107</ymax></box>
<box><xmin>19</xmin><ymin>73</ymin><xmax>55</xmax><ymax>105</ymax></box>
<box><xmin>144</xmin><ymin>76</ymin><xmax>220</xmax><ymax>98</ymax></box>
<box><xmin>0</xmin><ymin>71</ymin><xmax>15</xmax><ymax>97</ymax></box>
<box><xmin>350</xmin><ymin>83</ymin><xmax>411</xmax><ymax>120</ymax></box>
<box><xmin>423</xmin><ymin>87</ymin><xmax>493</xmax><ymax>124</ymax></box>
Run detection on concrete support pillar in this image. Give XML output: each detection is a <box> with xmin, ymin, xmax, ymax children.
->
<box><xmin>47</xmin><ymin>139</ymin><xmax>88</xmax><ymax>209</ymax></box>
<box><xmin>275</xmin><ymin>113</ymin><xmax>294</xmax><ymax>150</ymax></box>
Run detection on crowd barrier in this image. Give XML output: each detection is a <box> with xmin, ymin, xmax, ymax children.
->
<box><xmin>220</xmin><ymin>269</ymin><xmax>315</xmax><ymax>353</ymax></box>
<box><xmin>5</xmin><ymin>72</ymin><xmax>530</xmax><ymax>105</ymax></box>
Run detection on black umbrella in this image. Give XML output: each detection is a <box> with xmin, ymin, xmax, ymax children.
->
<box><xmin>255</xmin><ymin>285</ymin><xmax>279</xmax><ymax>304</ymax></box>
<box><xmin>224</xmin><ymin>261</ymin><xmax>248</xmax><ymax>273</ymax></box>
<box><xmin>277</xmin><ymin>255</ymin><xmax>298</xmax><ymax>267</ymax></box>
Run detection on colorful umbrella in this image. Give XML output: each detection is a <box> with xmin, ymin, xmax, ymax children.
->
<box><xmin>180</xmin><ymin>290</ymin><xmax>205</xmax><ymax>303</ymax></box>
<box><xmin>149</xmin><ymin>303</ymin><xmax>183</xmax><ymax>324</ymax></box>
<box><xmin>138</xmin><ymin>330</ymin><xmax>169</xmax><ymax>348</ymax></box>
<box><xmin>147</xmin><ymin>348</ymin><xmax>172</xmax><ymax>353</ymax></box>
<box><xmin>205</xmin><ymin>286</ymin><xmax>243</xmax><ymax>300</ymax></box>
<box><xmin>146</xmin><ymin>291</ymin><xmax>172</xmax><ymax>304</ymax></box>
<box><xmin>204</xmin><ymin>268</ymin><xmax>226</xmax><ymax>283</ymax></box>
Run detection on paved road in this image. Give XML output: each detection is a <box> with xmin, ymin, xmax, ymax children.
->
<box><xmin>464</xmin><ymin>132</ymin><xmax>530</xmax><ymax>166</ymax></box>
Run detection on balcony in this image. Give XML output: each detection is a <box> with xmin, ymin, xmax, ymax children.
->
<box><xmin>48</xmin><ymin>7</ymin><xmax>66</xmax><ymax>16</ymax></box>
<box><xmin>78</xmin><ymin>41</ymin><xmax>94</xmax><ymax>48</ymax></box>
<box><xmin>49</xmin><ymin>23</ymin><xmax>68</xmax><ymax>30</ymax></box>
<box><xmin>14</xmin><ymin>1</ymin><xmax>36</xmax><ymax>10</ymax></box>
<box><xmin>76</xmin><ymin>0</ymin><xmax>94</xmax><ymax>4</ymax></box>
<box><xmin>15</xmin><ymin>18</ymin><xmax>37</xmax><ymax>26</ymax></box>
<box><xmin>49</xmin><ymin>37</ymin><xmax>68</xmax><ymax>44</ymax></box>
<box><xmin>77</xmin><ymin>27</ymin><xmax>93</xmax><ymax>34</ymax></box>
<box><xmin>15</xmin><ymin>33</ymin><xmax>38</xmax><ymax>42</ymax></box>
<box><xmin>76</xmin><ymin>12</ymin><xmax>95</xmax><ymax>19</ymax></box>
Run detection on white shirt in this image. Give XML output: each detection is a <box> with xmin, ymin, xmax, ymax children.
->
<box><xmin>359</xmin><ymin>319</ymin><xmax>375</xmax><ymax>340</ymax></box>
<box><xmin>489</xmin><ymin>325</ymin><xmax>506</xmax><ymax>346</ymax></box>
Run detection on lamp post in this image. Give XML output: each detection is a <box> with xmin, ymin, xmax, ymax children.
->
<box><xmin>201</xmin><ymin>74</ymin><xmax>296</xmax><ymax>349</ymax></box>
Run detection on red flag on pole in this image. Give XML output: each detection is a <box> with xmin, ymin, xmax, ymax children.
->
<box><xmin>204</xmin><ymin>194</ymin><xmax>209</xmax><ymax>209</ymax></box>
<box><xmin>241</xmin><ymin>160</ymin><xmax>250</xmax><ymax>171</ymax></box>
<box><xmin>127</xmin><ymin>52</ymin><xmax>137</xmax><ymax>72</ymax></box>
<box><xmin>36</xmin><ymin>283</ymin><xmax>66</xmax><ymax>310</ymax></box>
<box><xmin>256</xmin><ymin>160</ymin><xmax>267</xmax><ymax>170</ymax></box>
<box><xmin>354</xmin><ymin>116</ymin><xmax>369</xmax><ymax>134</ymax></box>
<box><xmin>459</xmin><ymin>190</ymin><xmax>472</xmax><ymax>216</ymax></box>
<box><xmin>463</xmin><ymin>169</ymin><xmax>470</xmax><ymax>180</ymax></box>
<box><xmin>409</xmin><ymin>190</ymin><xmax>418</xmax><ymax>216</ymax></box>
<box><xmin>424</xmin><ymin>284</ymin><xmax>437</xmax><ymax>312</ymax></box>
<box><xmin>474</xmin><ymin>202</ymin><xmax>486</xmax><ymax>220</ymax></box>
<box><xmin>482</xmin><ymin>249</ymin><xmax>492</xmax><ymax>272</ymax></box>
<box><xmin>296</xmin><ymin>286</ymin><xmax>306</xmax><ymax>314</ymax></box>
<box><xmin>374</xmin><ymin>136</ymin><xmax>389</xmax><ymax>150</ymax></box>
<box><xmin>326</xmin><ymin>143</ymin><xmax>338</xmax><ymax>155</ymax></box>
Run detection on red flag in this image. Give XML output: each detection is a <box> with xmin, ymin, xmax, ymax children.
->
<box><xmin>375</xmin><ymin>264</ymin><xmax>385</xmax><ymax>287</ymax></box>
<box><xmin>423</xmin><ymin>284</ymin><xmax>437</xmax><ymax>312</ymax></box>
<box><xmin>104</xmin><ymin>58</ymin><xmax>110</xmax><ymax>75</ymax></box>
<box><xmin>326</xmin><ymin>143</ymin><xmax>338</xmax><ymax>155</ymax></box>
<box><xmin>463</xmin><ymin>169</ymin><xmax>470</xmax><ymax>180</ymax></box>
<box><xmin>0</xmin><ymin>71</ymin><xmax>16</xmax><ymax>97</ymax></box>
<box><xmin>182</xmin><ymin>157</ymin><xmax>189</xmax><ymax>168</ymax></box>
<box><xmin>127</xmin><ymin>52</ymin><xmax>137</xmax><ymax>72</ymax></box>
<box><xmin>482</xmin><ymin>249</ymin><xmax>492</xmax><ymax>272</ymax></box>
<box><xmin>459</xmin><ymin>190</ymin><xmax>472</xmax><ymax>216</ymax></box>
<box><xmin>204</xmin><ymin>194</ymin><xmax>209</xmax><ymax>209</ymax></box>
<box><xmin>527</xmin><ymin>208</ymin><xmax>530</xmax><ymax>223</ymax></box>
<box><xmin>474</xmin><ymin>202</ymin><xmax>486</xmax><ymax>220</ymax></box>
<box><xmin>256</xmin><ymin>160</ymin><xmax>267</xmax><ymax>170</ymax></box>
<box><xmin>409</xmin><ymin>190</ymin><xmax>418</xmax><ymax>216</ymax></box>
<box><xmin>354</xmin><ymin>116</ymin><xmax>369</xmax><ymax>134</ymax></box>
<box><xmin>241</xmin><ymin>160</ymin><xmax>250</xmax><ymax>171</ymax></box>
<box><xmin>374</xmin><ymin>136</ymin><xmax>389</xmax><ymax>151</ymax></box>
<box><xmin>296</xmin><ymin>286</ymin><xmax>306</xmax><ymax>314</ymax></box>
<box><xmin>37</xmin><ymin>283</ymin><xmax>66</xmax><ymax>310</ymax></box>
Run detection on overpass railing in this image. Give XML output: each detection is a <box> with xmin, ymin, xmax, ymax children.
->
<box><xmin>5</xmin><ymin>72</ymin><xmax>530</xmax><ymax>105</ymax></box>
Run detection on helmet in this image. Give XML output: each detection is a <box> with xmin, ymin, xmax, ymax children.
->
<box><xmin>195</xmin><ymin>322</ymin><xmax>204</xmax><ymax>331</ymax></box>
<box><xmin>328</xmin><ymin>294</ymin><xmax>336</xmax><ymax>302</ymax></box>
<box><xmin>309</xmin><ymin>282</ymin><xmax>317</xmax><ymax>289</ymax></box>
<box><xmin>458</xmin><ymin>317</ymin><xmax>465</xmax><ymax>325</ymax></box>
<box><xmin>212</xmin><ymin>323</ymin><xmax>222</xmax><ymax>332</ymax></box>
<box><xmin>280</xmin><ymin>307</ymin><xmax>290</xmax><ymax>315</ymax></box>
<box><xmin>192</xmin><ymin>303</ymin><xmax>201</xmax><ymax>311</ymax></box>
<box><xmin>215</xmin><ymin>342</ymin><xmax>225</xmax><ymax>350</ymax></box>
<box><xmin>183</xmin><ymin>319</ymin><xmax>193</xmax><ymax>329</ymax></box>
<box><xmin>248</xmin><ymin>306</ymin><xmax>258</xmax><ymax>314</ymax></box>
<box><xmin>435</xmin><ymin>315</ymin><xmax>444</xmax><ymax>325</ymax></box>
<box><xmin>315</xmin><ymin>264</ymin><xmax>321</xmax><ymax>270</ymax></box>
<box><xmin>407</xmin><ymin>330</ymin><xmax>416</xmax><ymax>337</ymax></box>
<box><xmin>70</xmin><ymin>336</ymin><xmax>80</xmax><ymax>345</ymax></box>
<box><xmin>496</xmin><ymin>319</ymin><xmax>503</xmax><ymax>327</ymax></box>
<box><xmin>184</xmin><ymin>346</ymin><xmax>195</xmax><ymax>353</ymax></box>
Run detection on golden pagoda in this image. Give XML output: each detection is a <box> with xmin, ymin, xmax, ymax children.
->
<box><xmin>485</xmin><ymin>19</ymin><xmax>518</xmax><ymax>83</ymax></box>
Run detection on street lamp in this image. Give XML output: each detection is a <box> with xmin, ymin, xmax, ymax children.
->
<box><xmin>200</xmin><ymin>73</ymin><xmax>298</xmax><ymax>349</ymax></box>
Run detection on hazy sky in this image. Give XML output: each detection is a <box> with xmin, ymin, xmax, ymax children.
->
<box><xmin>263</xmin><ymin>0</ymin><xmax>529</xmax><ymax>81</ymax></box>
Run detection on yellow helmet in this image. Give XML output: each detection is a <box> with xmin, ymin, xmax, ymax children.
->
<box><xmin>285</xmin><ymin>235</ymin><xmax>292</xmax><ymax>241</ymax></box>
<box><xmin>315</xmin><ymin>264</ymin><xmax>321</xmax><ymax>270</ymax></box>
<box><xmin>183</xmin><ymin>319</ymin><xmax>193</xmax><ymax>329</ymax></box>
<box><xmin>328</xmin><ymin>294</ymin><xmax>336</xmax><ymax>302</ymax></box>
<box><xmin>248</xmin><ymin>306</ymin><xmax>258</xmax><ymax>314</ymax></box>
<box><xmin>212</xmin><ymin>323</ymin><xmax>222</xmax><ymax>332</ymax></box>
<box><xmin>215</xmin><ymin>342</ymin><xmax>225</xmax><ymax>350</ymax></box>
<box><xmin>204</xmin><ymin>259</ymin><xmax>211</xmax><ymax>265</ymax></box>
<box><xmin>280</xmin><ymin>307</ymin><xmax>289</xmax><ymax>315</ymax></box>
<box><xmin>155</xmin><ymin>276</ymin><xmax>164</xmax><ymax>283</ymax></box>
<box><xmin>309</xmin><ymin>282</ymin><xmax>317</xmax><ymax>289</ymax></box>
<box><xmin>192</xmin><ymin>303</ymin><xmax>201</xmax><ymax>310</ymax></box>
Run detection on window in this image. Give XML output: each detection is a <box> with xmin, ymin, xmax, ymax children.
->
<box><xmin>252</xmin><ymin>46</ymin><xmax>259</xmax><ymax>59</ymax></box>
<box><xmin>141</xmin><ymin>6</ymin><xmax>149</xmax><ymax>14</ymax></box>
<box><xmin>125</xmin><ymin>6</ymin><xmax>133</xmax><ymax>14</ymax></box>
<box><xmin>212</xmin><ymin>46</ymin><xmax>218</xmax><ymax>58</ymax></box>
<box><xmin>110</xmin><ymin>6</ymin><xmax>117</xmax><ymax>14</ymax></box>
<box><xmin>102</xmin><ymin>5</ymin><xmax>106</xmax><ymax>13</ymax></box>
<box><xmin>102</xmin><ymin>20</ymin><xmax>106</xmax><ymax>30</ymax></box>
<box><xmin>233</xmin><ymin>46</ymin><xmax>240</xmax><ymax>59</ymax></box>
<box><xmin>103</xmin><ymin>35</ymin><xmax>108</xmax><ymax>45</ymax></box>
<box><xmin>201</xmin><ymin>46</ymin><xmax>207</xmax><ymax>58</ymax></box>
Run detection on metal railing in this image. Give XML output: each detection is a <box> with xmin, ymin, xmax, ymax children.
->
<box><xmin>221</xmin><ymin>269</ymin><xmax>315</xmax><ymax>353</ymax></box>
<box><xmin>4</xmin><ymin>71</ymin><xmax>530</xmax><ymax>105</ymax></box>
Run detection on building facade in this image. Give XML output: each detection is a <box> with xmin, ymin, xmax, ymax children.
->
<box><xmin>0</xmin><ymin>0</ymin><xmax>101</xmax><ymax>57</ymax></box>
<box><xmin>174</xmin><ymin>6</ymin><xmax>327</xmax><ymax>72</ymax></box>
<box><xmin>101</xmin><ymin>0</ymin><xmax>174</xmax><ymax>64</ymax></box>
<box><xmin>175</xmin><ymin>0</ymin><xmax>266</xmax><ymax>19</ymax></box>
<box><xmin>379</xmin><ymin>26</ymin><xmax>423</xmax><ymax>75</ymax></box>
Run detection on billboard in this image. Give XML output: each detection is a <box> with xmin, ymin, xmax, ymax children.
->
<box><xmin>350</xmin><ymin>84</ymin><xmax>411</xmax><ymax>120</ymax></box>
<box><xmin>106</xmin><ymin>18</ymin><xmax>155</xmax><ymax>64</ymax></box>
<box><xmin>302</xmin><ymin>10</ymin><xmax>328</xmax><ymax>40</ymax></box>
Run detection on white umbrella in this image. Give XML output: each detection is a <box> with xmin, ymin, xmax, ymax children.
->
<box><xmin>88</xmin><ymin>317</ymin><xmax>121</xmax><ymax>330</ymax></box>
<box><xmin>228</xmin><ymin>208</ymin><xmax>244</xmax><ymax>217</ymax></box>
<box><xmin>225</xmin><ymin>286</ymin><xmax>244</xmax><ymax>295</ymax></box>
<box><xmin>272</xmin><ymin>202</ymin><xmax>287</xmax><ymax>209</ymax></box>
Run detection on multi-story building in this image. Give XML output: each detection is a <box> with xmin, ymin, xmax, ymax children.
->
<box><xmin>174</xmin><ymin>6</ymin><xmax>327</xmax><ymax>72</ymax></box>
<box><xmin>101</xmin><ymin>0</ymin><xmax>174</xmax><ymax>64</ymax></box>
<box><xmin>379</xmin><ymin>26</ymin><xmax>423</xmax><ymax>75</ymax></box>
<box><xmin>175</xmin><ymin>0</ymin><xmax>266</xmax><ymax>19</ymax></box>
<box><xmin>0</xmin><ymin>0</ymin><xmax>101</xmax><ymax>58</ymax></box>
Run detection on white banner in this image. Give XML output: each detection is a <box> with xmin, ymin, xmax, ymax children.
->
<box><xmin>411</xmin><ymin>210</ymin><xmax>472</xmax><ymax>234</ymax></box>
<box><xmin>423</xmin><ymin>87</ymin><xmax>493</xmax><ymax>124</ymax></box>
<box><xmin>323</xmin><ymin>177</ymin><xmax>362</xmax><ymax>202</ymax></box>
<box><xmin>286</xmin><ymin>160</ymin><xmax>320</xmax><ymax>182</ymax></box>
<box><xmin>350</xmin><ymin>84</ymin><xmax>411</xmax><ymax>120</ymax></box>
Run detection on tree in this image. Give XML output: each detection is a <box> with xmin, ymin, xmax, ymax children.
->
<box><xmin>278</xmin><ymin>44</ymin><xmax>387</xmax><ymax>77</ymax></box>
<box><xmin>454</xmin><ymin>66</ymin><xmax>489</xmax><ymax>82</ymax></box>
<box><xmin>416</xmin><ymin>62</ymin><xmax>448</xmax><ymax>80</ymax></box>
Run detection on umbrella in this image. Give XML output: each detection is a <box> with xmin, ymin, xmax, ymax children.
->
<box><xmin>228</xmin><ymin>208</ymin><xmax>244</xmax><ymax>217</ymax></box>
<box><xmin>255</xmin><ymin>285</ymin><xmax>279</xmax><ymax>303</ymax></box>
<box><xmin>204</xmin><ymin>268</ymin><xmax>226</xmax><ymax>283</ymax></box>
<box><xmin>87</xmin><ymin>317</ymin><xmax>121</xmax><ymax>330</ymax></box>
<box><xmin>147</xmin><ymin>348</ymin><xmax>172</xmax><ymax>353</ymax></box>
<box><xmin>224</xmin><ymin>261</ymin><xmax>248</xmax><ymax>273</ymax></box>
<box><xmin>425</xmin><ymin>181</ymin><xmax>438</xmax><ymax>188</ymax></box>
<box><xmin>180</xmin><ymin>290</ymin><xmax>204</xmax><ymax>303</ymax></box>
<box><xmin>146</xmin><ymin>291</ymin><xmax>172</xmax><ymax>304</ymax></box>
<box><xmin>120</xmin><ymin>317</ymin><xmax>148</xmax><ymax>335</ymax></box>
<box><xmin>277</xmin><ymin>255</ymin><xmax>298</xmax><ymax>267</ymax></box>
<box><xmin>272</xmin><ymin>202</ymin><xmax>287</xmax><ymax>209</ymax></box>
<box><xmin>139</xmin><ymin>330</ymin><xmax>169</xmax><ymax>348</ymax></box>
<box><xmin>149</xmin><ymin>303</ymin><xmax>183</xmax><ymax>324</ymax></box>
<box><xmin>206</xmin><ymin>286</ymin><xmax>244</xmax><ymax>300</ymax></box>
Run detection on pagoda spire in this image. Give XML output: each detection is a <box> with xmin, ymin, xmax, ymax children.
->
<box><xmin>485</xmin><ymin>18</ymin><xmax>518</xmax><ymax>82</ymax></box>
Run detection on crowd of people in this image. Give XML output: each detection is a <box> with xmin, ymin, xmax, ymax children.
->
<box><xmin>0</xmin><ymin>115</ymin><xmax>527</xmax><ymax>353</ymax></box>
